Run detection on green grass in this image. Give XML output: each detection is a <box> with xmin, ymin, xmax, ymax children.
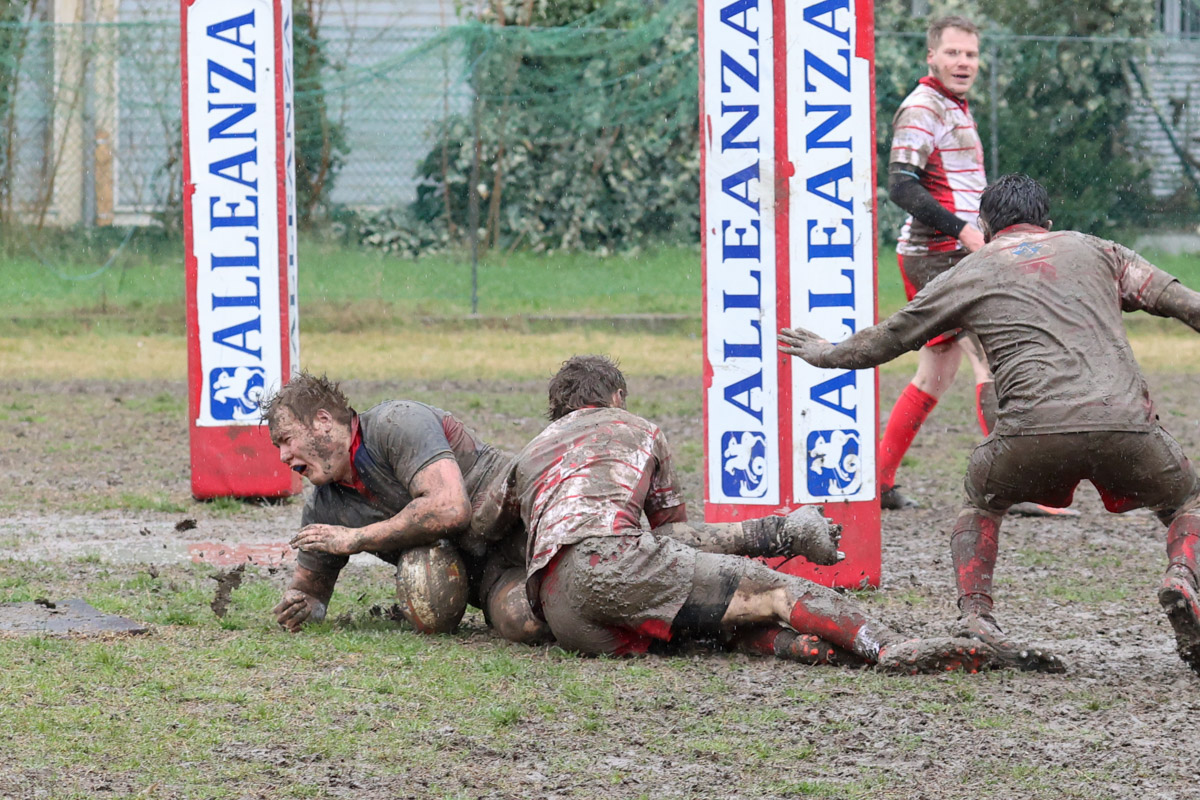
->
<box><xmin>4</xmin><ymin>234</ymin><xmax>1199</xmax><ymax>335</ymax></box>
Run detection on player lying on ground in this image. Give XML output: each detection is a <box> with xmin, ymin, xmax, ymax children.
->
<box><xmin>779</xmin><ymin>173</ymin><xmax>1200</xmax><ymax>675</ymax></box>
<box><xmin>259</xmin><ymin>372</ymin><xmax>549</xmax><ymax>643</ymax></box>
<box><xmin>472</xmin><ymin>355</ymin><xmax>998</xmax><ymax>673</ymax></box>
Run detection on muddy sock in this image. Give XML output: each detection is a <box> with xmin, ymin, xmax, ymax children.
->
<box><xmin>656</xmin><ymin>521</ymin><xmax>759</xmax><ymax>555</ymax></box>
<box><xmin>951</xmin><ymin>507</ymin><xmax>1002</xmax><ymax>617</ymax></box>
<box><xmin>975</xmin><ymin>381</ymin><xmax>997</xmax><ymax>436</ymax></box>
<box><xmin>879</xmin><ymin>383</ymin><xmax>938</xmax><ymax>490</ymax></box>
<box><xmin>1166</xmin><ymin>513</ymin><xmax>1200</xmax><ymax>583</ymax></box>
<box><xmin>786</xmin><ymin>590</ymin><xmax>896</xmax><ymax>662</ymax></box>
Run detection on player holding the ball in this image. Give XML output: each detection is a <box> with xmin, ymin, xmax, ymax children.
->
<box><xmin>260</xmin><ymin>372</ymin><xmax>549</xmax><ymax>642</ymax></box>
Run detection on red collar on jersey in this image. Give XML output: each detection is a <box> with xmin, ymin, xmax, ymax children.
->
<box><xmin>994</xmin><ymin>223</ymin><xmax>1049</xmax><ymax>238</ymax></box>
<box><xmin>919</xmin><ymin>76</ymin><xmax>970</xmax><ymax>111</ymax></box>
<box><xmin>336</xmin><ymin>414</ymin><xmax>367</xmax><ymax>494</ymax></box>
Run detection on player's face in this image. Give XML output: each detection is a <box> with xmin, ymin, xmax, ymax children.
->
<box><xmin>270</xmin><ymin>407</ymin><xmax>347</xmax><ymax>486</ymax></box>
<box><xmin>927</xmin><ymin>27</ymin><xmax>979</xmax><ymax>98</ymax></box>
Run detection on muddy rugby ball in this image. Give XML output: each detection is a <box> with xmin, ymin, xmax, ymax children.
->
<box><xmin>395</xmin><ymin>540</ymin><xmax>469</xmax><ymax>634</ymax></box>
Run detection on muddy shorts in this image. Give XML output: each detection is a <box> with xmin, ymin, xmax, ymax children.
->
<box><xmin>966</xmin><ymin>429</ymin><xmax>1200</xmax><ymax>521</ymax></box>
<box><xmin>537</xmin><ymin>533</ymin><xmax>705</xmax><ymax>656</ymax></box>
<box><xmin>898</xmin><ymin>250</ymin><xmax>966</xmax><ymax>348</ymax></box>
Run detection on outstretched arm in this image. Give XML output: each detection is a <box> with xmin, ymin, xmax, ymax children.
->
<box><xmin>778</xmin><ymin>324</ymin><xmax>909</xmax><ymax>370</ymax></box>
<box><xmin>1152</xmin><ymin>281</ymin><xmax>1200</xmax><ymax>333</ymax></box>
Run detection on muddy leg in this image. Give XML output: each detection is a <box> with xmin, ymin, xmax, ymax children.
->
<box><xmin>951</xmin><ymin>506</ymin><xmax>1003</xmax><ymax>619</ymax></box>
<box><xmin>486</xmin><ymin>567</ymin><xmax>554</xmax><ymax>646</ymax></box>
<box><xmin>655</xmin><ymin>506</ymin><xmax>842</xmax><ymax>564</ymax></box>
<box><xmin>1159</xmin><ymin>513</ymin><xmax>1200</xmax><ymax>675</ymax></box>
<box><xmin>699</xmin><ymin>556</ymin><xmax>992</xmax><ymax>674</ymax></box>
<box><xmin>951</xmin><ymin>506</ymin><xmax>1065</xmax><ymax>672</ymax></box>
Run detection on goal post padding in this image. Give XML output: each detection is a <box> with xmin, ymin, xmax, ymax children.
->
<box><xmin>700</xmin><ymin>0</ymin><xmax>880</xmax><ymax>588</ymax></box>
<box><xmin>182</xmin><ymin>0</ymin><xmax>300</xmax><ymax>499</ymax></box>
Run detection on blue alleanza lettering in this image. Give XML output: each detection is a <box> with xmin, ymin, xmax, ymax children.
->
<box><xmin>810</xmin><ymin>370</ymin><xmax>857</xmax><ymax>421</ymax></box>
<box><xmin>713</xmin><ymin>0</ymin><xmax>768</xmax><ymax>440</ymax></box>
<box><xmin>201</xmin><ymin>9</ymin><xmax>265</xmax><ymax>368</ymax></box>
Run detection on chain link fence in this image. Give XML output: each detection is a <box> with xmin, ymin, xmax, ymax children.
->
<box><xmin>1</xmin><ymin>12</ymin><xmax>1198</xmax><ymax>244</ymax></box>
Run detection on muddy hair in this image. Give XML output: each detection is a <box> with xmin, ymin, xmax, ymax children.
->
<box><xmin>927</xmin><ymin>15</ymin><xmax>979</xmax><ymax>50</ymax></box>
<box><xmin>979</xmin><ymin>173</ymin><xmax>1051</xmax><ymax>237</ymax></box>
<box><xmin>258</xmin><ymin>371</ymin><xmax>354</xmax><ymax>430</ymax></box>
<box><xmin>547</xmin><ymin>355</ymin><xmax>627</xmax><ymax>421</ymax></box>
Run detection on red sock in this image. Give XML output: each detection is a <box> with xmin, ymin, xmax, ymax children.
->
<box><xmin>879</xmin><ymin>383</ymin><xmax>937</xmax><ymax>490</ymax></box>
<box><xmin>1167</xmin><ymin>514</ymin><xmax>1200</xmax><ymax>580</ymax></box>
<box><xmin>951</xmin><ymin>510</ymin><xmax>1001</xmax><ymax>616</ymax></box>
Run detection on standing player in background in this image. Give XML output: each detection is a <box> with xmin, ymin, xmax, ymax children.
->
<box><xmin>881</xmin><ymin>16</ymin><xmax>1068</xmax><ymax>516</ymax></box>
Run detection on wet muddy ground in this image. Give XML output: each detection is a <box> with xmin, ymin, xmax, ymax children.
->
<box><xmin>2</xmin><ymin>372</ymin><xmax>1200</xmax><ymax>798</ymax></box>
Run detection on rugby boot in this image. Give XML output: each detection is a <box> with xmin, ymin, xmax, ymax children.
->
<box><xmin>1007</xmin><ymin>502</ymin><xmax>1080</xmax><ymax>519</ymax></box>
<box><xmin>880</xmin><ymin>486</ymin><xmax>919</xmax><ymax>511</ymax></box>
<box><xmin>875</xmin><ymin>636</ymin><xmax>995</xmax><ymax>674</ymax></box>
<box><xmin>955</xmin><ymin>612</ymin><xmax>1066</xmax><ymax>673</ymax></box>
<box><xmin>775</xmin><ymin>506</ymin><xmax>844</xmax><ymax>564</ymax></box>
<box><xmin>1157</xmin><ymin>565</ymin><xmax>1200</xmax><ymax>676</ymax></box>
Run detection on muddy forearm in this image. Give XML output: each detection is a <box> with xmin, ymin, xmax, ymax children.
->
<box><xmin>1154</xmin><ymin>281</ymin><xmax>1200</xmax><ymax>333</ymax></box>
<box><xmin>817</xmin><ymin>327</ymin><xmax>909</xmax><ymax>370</ymax></box>
<box><xmin>289</xmin><ymin>564</ymin><xmax>339</xmax><ymax>606</ymax></box>
<box><xmin>358</xmin><ymin>495</ymin><xmax>471</xmax><ymax>552</ymax></box>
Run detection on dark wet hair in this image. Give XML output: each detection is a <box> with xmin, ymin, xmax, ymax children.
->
<box><xmin>927</xmin><ymin>15</ymin><xmax>979</xmax><ymax>51</ymax></box>
<box><xmin>259</xmin><ymin>371</ymin><xmax>353</xmax><ymax>430</ymax></box>
<box><xmin>547</xmin><ymin>355</ymin><xmax>627</xmax><ymax>421</ymax></box>
<box><xmin>979</xmin><ymin>173</ymin><xmax>1051</xmax><ymax>236</ymax></box>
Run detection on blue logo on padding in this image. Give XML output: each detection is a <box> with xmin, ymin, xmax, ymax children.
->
<box><xmin>209</xmin><ymin>366</ymin><xmax>266</xmax><ymax>421</ymax></box>
<box><xmin>721</xmin><ymin>431</ymin><xmax>768</xmax><ymax>498</ymax></box>
<box><xmin>806</xmin><ymin>430</ymin><xmax>862</xmax><ymax>496</ymax></box>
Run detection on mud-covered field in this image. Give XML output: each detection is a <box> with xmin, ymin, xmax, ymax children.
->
<box><xmin>2</xmin><ymin>369</ymin><xmax>1200</xmax><ymax>799</ymax></box>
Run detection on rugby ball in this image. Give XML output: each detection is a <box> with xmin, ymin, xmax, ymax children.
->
<box><xmin>395</xmin><ymin>540</ymin><xmax>469</xmax><ymax>634</ymax></box>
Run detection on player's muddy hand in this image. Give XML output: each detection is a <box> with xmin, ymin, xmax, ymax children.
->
<box><xmin>778</xmin><ymin>328</ymin><xmax>833</xmax><ymax>367</ymax></box>
<box><xmin>780</xmin><ymin>505</ymin><xmax>843</xmax><ymax>565</ymax></box>
<box><xmin>289</xmin><ymin>523</ymin><xmax>361</xmax><ymax>556</ymax></box>
<box><xmin>272</xmin><ymin>589</ymin><xmax>327</xmax><ymax>633</ymax></box>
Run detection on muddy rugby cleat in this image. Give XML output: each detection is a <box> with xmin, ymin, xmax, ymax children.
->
<box><xmin>955</xmin><ymin>612</ymin><xmax>1066</xmax><ymax>673</ymax></box>
<box><xmin>1158</xmin><ymin>566</ymin><xmax>1200</xmax><ymax>676</ymax></box>
<box><xmin>880</xmin><ymin>486</ymin><xmax>919</xmax><ymax>511</ymax></box>
<box><xmin>875</xmin><ymin>637</ymin><xmax>995</xmax><ymax>674</ymax></box>
<box><xmin>776</xmin><ymin>506</ymin><xmax>844</xmax><ymax>564</ymax></box>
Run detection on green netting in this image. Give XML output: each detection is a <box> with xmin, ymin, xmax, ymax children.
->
<box><xmin>0</xmin><ymin>2</ymin><xmax>1195</xmax><ymax>262</ymax></box>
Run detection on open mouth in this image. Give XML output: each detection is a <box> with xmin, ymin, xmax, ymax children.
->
<box><xmin>292</xmin><ymin>464</ymin><xmax>308</xmax><ymax>476</ymax></box>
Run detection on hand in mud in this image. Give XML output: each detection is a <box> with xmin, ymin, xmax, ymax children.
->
<box><xmin>289</xmin><ymin>523</ymin><xmax>362</xmax><ymax>556</ymax></box>
<box><xmin>272</xmin><ymin>589</ymin><xmax>327</xmax><ymax>633</ymax></box>
<box><xmin>777</xmin><ymin>327</ymin><xmax>834</xmax><ymax>367</ymax></box>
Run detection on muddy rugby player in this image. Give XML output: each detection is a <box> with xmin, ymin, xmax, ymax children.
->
<box><xmin>260</xmin><ymin>372</ymin><xmax>550</xmax><ymax>643</ymax></box>
<box><xmin>780</xmin><ymin>173</ymin><xmax>1200</xmax><ymax>675</ymax></box>
<box><xmin>472</xmin><ymin>355</ymin><xmax>997</xmax><ymax>673</ymax></box>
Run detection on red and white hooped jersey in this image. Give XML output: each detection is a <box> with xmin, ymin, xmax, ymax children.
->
<box><xmin>890</xmin><ymin>76</ymin><xmax>986</xmax><ymax>257</ymax></box>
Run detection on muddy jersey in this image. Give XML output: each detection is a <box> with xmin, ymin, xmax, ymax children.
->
<box><xmin>500</xmin><ymin>407</ymin><xmax>686</xmax><ymax>581</ymax></box>
<box><xmin>298</xmin><ymin>401</ymin><xmax>509</xmax><ymax>572</ymax></box>
<box><xmin>890</xmin><ymin>77</ymin><xmax>986</xmax><ymax>257</ymax></box>
<box><xmin>879</xmin><ymin>224</ymin><xmax>1179</xmax><ymax>435</ymax></box>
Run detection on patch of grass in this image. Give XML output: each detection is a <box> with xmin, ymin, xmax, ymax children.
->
<box><xmin>71</xmin><ymin>492</ymin><xmax>191</xmax><ymax>514</ymax></box>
